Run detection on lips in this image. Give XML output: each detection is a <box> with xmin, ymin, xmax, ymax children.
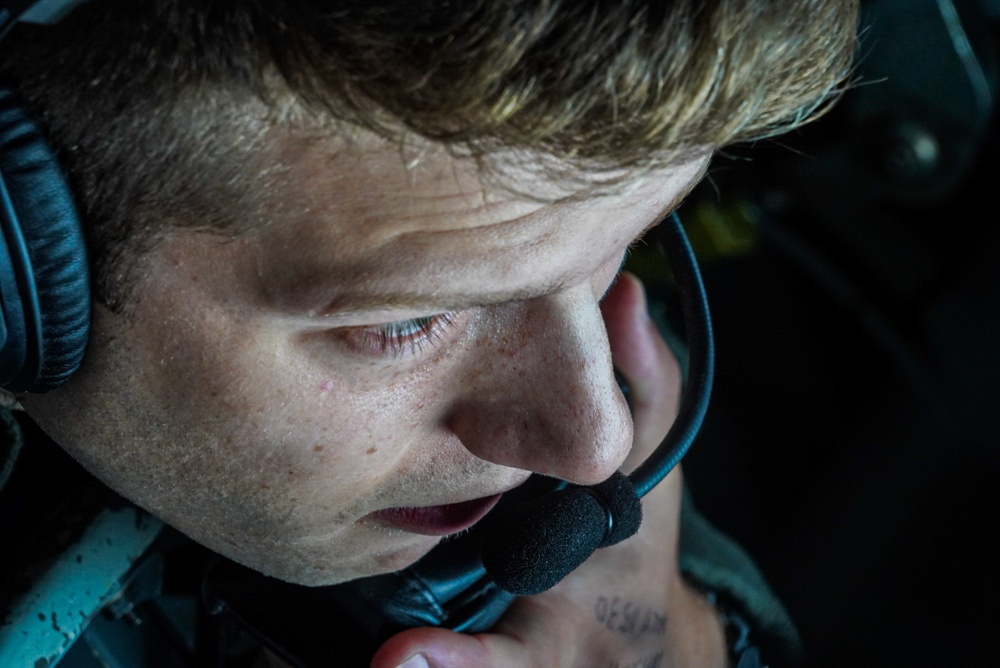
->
<box><xmin>371</xmin><ymin>493</ymin><xmax>503</xmax><ymax>536</ymax></box>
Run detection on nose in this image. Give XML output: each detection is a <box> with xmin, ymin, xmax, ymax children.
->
<box><xmin>446</xmin><ymin>284</ymin><xmax>632</xmax><ymax>485</ymax></box>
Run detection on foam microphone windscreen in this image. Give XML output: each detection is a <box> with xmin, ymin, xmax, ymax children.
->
<box><xmin>594</xmin><ymin>470</ymin><xmax>642</xmax><ymax>548</ymax></box>
<box><xmin>481</xmin><ymin>472</ymin><xmax>642</xmax><ymax>596</ymax></box>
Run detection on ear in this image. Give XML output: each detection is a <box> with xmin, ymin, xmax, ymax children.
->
<box><xmin>1</xmin><ymin>388</ymin><xmax>24</xmax><ymax>410</ymax></box>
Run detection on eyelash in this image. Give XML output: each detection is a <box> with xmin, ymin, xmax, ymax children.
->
<box><xmin>353</xmin><ymin>313</ymin><xmax>458</xmax><ymax>357</ymax></box>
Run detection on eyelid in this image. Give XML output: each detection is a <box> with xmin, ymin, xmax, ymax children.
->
<box><xmin>344</xmin><ymin>312</ymin><xmax>460</xmax><ymax>358</ymax></box>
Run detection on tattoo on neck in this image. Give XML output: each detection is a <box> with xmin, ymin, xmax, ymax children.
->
<box><xmin>594</xmin><ymin>595</ymin><xmax>667</xmax><ymax>637</ymax></box>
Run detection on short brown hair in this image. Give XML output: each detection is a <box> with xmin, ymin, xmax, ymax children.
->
<box><xmin>1</xmin><ymin>0</ymin><xmax>858</xmax><ymax>306</ymax></box>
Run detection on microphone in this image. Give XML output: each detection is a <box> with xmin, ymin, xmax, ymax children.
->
<box><xmin>480</xmin><ymin>471</ymin><xmax>642</xmax><ymax>596</ymax></box>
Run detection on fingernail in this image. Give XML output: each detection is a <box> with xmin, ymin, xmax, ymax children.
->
<box><xmin>395</xmin><ymin>654</ymin><xmax>430</xmax><ymax>668</ymax></box>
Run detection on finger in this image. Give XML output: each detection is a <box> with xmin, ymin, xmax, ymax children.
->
<box><xmin>600</xmin><ymin>272</ymin><xmax>681</xmax><ymax>466</ymax></box>
<box><xmin>369</xmin><ymin>628</ymin><xmax>540</xmax><ymax>668</ymax></box>
<box><xmin>370</xmin><ymin>598</ymin><xmax>580</xmax><ymax>668</ymax></box>
<box><xmin>369</xmin><ymin>627</ymin><xmax>493</xmax><ymax>668</ymax></box>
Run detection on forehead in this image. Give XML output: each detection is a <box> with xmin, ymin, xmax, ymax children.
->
<box><xmin>209</xmin><ymin>132</ymin><xmax>709</xmax><ymax>317</ymax></box>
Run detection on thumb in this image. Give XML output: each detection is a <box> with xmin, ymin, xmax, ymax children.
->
<box><xmin>369</xmin><ymin>627</ymin><xmax>485</xmax><ymax>668</ymax></box>
<box><xmin>370</xmin><ymin>597</ymin><xmax>579</xmax><ymax>668</ymax></box>
<box><xmin>370</xmin><ymin>626</ymin><xmax>530</xmax><ymax>668</ymax></box>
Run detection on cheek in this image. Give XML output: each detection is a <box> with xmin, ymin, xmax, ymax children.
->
<box><xmin>134</xmin><ymin>298</ymin><xmax>449</xmax><ymax>502</ymax></box>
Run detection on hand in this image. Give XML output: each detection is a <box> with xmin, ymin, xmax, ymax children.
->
<box><xmin>369</xmin><ymin>273</ymin><xmax>727</xmax><ymax>668</ymax></box>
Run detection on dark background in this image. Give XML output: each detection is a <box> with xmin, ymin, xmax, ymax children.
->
<box><xmin>677</xmin><ymin>0</ymin><xmax>1000</xmax><ymax>665</ymax></box>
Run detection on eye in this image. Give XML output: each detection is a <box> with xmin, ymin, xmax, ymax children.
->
<box><xmin>349</xmin><ymin>313</ymin><xmax>458</xmax><ymax>357</ymax></box>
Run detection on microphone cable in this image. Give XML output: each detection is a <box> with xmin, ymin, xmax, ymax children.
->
<box><xmin>630</xmin><ymin>212</ymin><xmax>715</xmax><ymax>496</ymax></box>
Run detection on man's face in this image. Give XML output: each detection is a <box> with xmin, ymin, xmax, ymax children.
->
<box><xmin>22</xmin><ymin>133</ymin><xmax>708</xmax><ymax>586</ymax></box>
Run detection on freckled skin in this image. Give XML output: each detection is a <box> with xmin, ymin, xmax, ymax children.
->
<box><xmin>21</xmin><ymin>131</ymin><xmax>708</xmax><ymax>586</ymax></box>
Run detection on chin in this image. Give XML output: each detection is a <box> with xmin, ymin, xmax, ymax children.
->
<box><xmin>247</xmin><ymin>533</ymin><xmax>442</xmax><ymax>587</ymax></box>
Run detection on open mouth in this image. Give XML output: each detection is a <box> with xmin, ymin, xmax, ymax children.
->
<box><xmin>370</xmin><ymin>493</ymin><xmax>503</xmax><ymax>536</ymax></box>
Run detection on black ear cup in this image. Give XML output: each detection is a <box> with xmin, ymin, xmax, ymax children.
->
<box><xmin>0</xmin><ymin>87</ymin><xmax>89</xmax><ymax>392</ymax></box>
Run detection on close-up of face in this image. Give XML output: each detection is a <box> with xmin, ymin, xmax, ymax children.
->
<box><xmin>0</xmin><ymin>2</ymin><xmax>891</xmax><ymax>666</ymax></box>
<box><xmin>20</xmin><ymin>131</ymin><xmax>709</xmax><ymax>587</ymax></box>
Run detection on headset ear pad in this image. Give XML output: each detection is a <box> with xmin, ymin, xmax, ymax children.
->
<box><xmin>0</xmin><ymin>87</ymin><xmax>90</xmax><ymax>393</ymax></box>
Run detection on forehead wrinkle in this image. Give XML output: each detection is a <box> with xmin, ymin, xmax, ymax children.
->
<box><xmin>357</xmin><ymin>182</ymin><xmax>547</xmax><ymax>243</ymax></box>
<box><xmin>373</xmin><ymin>151</ymin><xmax>709</xmax><ymax>249</ymax></box>
<box><xmin>264</xmin><ymin>143</ymin><xmax>711</xmax><ymax>317</ymax></box>
<box><xmin>304</xmin><ymin>167</ymin><xmax>703</xmax><ymax>318</ymax></box>
<box><xmin>320</xmin><ymin>179</ymin><xmax>564</xmax><ymax>282</ymax></box>
<box><xmin>311</xmin><ymin>216</ymin><xmax>567</xmax><ymax>316</ymax></box>
<box><xmin>384</xmin><ymin>199</ymin><xmax>560</xmax><ymax>249</ymax></box>
<box><xmin>316</xmin><ymin>167</ymin><xmax>706</xmax><ymax>317</ymax></box>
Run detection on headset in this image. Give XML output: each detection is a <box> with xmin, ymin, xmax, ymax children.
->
<box><xmin>0</xmin><ymin>2</ymin><xmax>714</xmax><ymax>666</ymax></box>
<box><xmin>0</xmin><ymin>1</ymin><xmax>91</xmax><ymax>393</ymax></box>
